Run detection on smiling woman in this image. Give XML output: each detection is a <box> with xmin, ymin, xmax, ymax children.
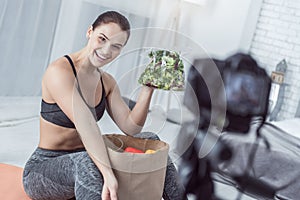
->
<box><xmin>22</xmin><ymin>11</ymin><xmax>186</xmax><ymax>200</ymax></box>
<box><xmin>86</xmin><ymin>15</ymin><xmax>129</xmax><ymax>67</ymax></box>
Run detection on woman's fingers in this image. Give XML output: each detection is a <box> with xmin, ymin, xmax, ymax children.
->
<box><xmin>102</xmin><ymin>186</ymin><xmax>110</xmax><ymax>200</ymax></box>
<box><xmin>110</xmin><ymin>190</ymin><xmax>118</xmax><ymax>200</ymax></box>
<box><xmin>102</xmin><ymin>184</ymin><xmax>118</xmax><ymax>200</ymax></box>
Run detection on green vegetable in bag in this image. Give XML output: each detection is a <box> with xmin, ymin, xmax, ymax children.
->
<box><xmin>138</xmin><ymin>50</ymin><xmax>185</xmax><ymax>90</ymax></box>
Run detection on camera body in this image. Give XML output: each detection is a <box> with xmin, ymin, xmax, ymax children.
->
<box><xmin>185</xmin><ymin>53</ymin><xmax>271</xmax><ymax>133</ymax></box>
<box><xmin>179</xmin><ymin>53</ymin><xmax>272</xmax><ymax>199</ymax></box>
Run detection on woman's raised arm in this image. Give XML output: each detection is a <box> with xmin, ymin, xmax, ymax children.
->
<box><xmin>104</xmin><ymin>72</ymin><xmax>154</xmax><ymax>136</ymax></box>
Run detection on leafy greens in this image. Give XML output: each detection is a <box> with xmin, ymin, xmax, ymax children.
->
<box><xmin>138</xmin><ymin>50</ymin><xmax>185</xmax><ymax>90</ymax></box>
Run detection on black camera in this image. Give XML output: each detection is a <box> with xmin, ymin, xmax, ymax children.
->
<box><xmin>184</xmin><ymin>53</ymin><xmax>271</xmax><ymax>133</ymax></box>
<box><xmin>178</xmin><ymin>53</ymin><xmax>273</xmax><ymax>199</ymax></box>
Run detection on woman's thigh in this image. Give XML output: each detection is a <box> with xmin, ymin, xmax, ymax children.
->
<box><xmin>23</xmin><ymin>149</ymin><xmax>78</xmax><ymax>200</ymax></box>
<box><xmin>23</xmin><ymin>149</ymin><xmax>103</xmax><ymax>200</ymax></box>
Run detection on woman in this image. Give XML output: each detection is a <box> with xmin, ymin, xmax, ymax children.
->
<box><xmin>23</xmin><ymin>11</ymin><xmax>185</xmax><ymax>200</ymax></box>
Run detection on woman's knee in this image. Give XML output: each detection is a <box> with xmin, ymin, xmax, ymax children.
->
<box><xmin>134</xmin><ymin>132</ymin><xmax>160</xmax><ymax>140</ymax></box>
<box><xmin>71</xmin><ymin>152</ymin><xmax>99</xmax><ymax>173</ymax></box>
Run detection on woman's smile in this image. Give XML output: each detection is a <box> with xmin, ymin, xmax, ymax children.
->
<box><xmin>94</xmin><ymin>50</ymin><xmax>110</xmax><ymax>63</ymax></box>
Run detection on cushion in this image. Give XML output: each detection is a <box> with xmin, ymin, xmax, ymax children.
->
<box><xmin>0</xmin><ymin>163</ymin><xmax>31</xmax><ymax>200</ymax></box>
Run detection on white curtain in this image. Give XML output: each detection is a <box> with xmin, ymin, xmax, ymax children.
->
<box><xmin>0</xmin><ymin>0</ymin><xmax>61</xmax><ymax>96</ymax></box>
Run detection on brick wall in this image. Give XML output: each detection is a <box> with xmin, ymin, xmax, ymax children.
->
<box><xmin>249</xmin><ymin>0</ymin><xmax>300</xmax><ymax>120</ymax></box>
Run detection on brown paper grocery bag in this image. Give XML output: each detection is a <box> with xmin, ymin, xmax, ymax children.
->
<box><xmin>103</xmin><ymin>134</ymin><xmax>169</xmax><ymax>200</ymax></box>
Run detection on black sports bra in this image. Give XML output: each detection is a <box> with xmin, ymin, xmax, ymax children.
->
<box><xmin>40</xmin><ymin>55</ymin><xmax>106</xmax><ymax>128</ymax></box>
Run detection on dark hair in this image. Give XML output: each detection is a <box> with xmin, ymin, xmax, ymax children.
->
<box><xmin>92</xmin><ymin>11</ymin><xmax>131</xmax><ymax>41</ymax></box>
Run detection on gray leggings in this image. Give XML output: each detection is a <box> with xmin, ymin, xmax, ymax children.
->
<box><xmin>23</xmin><ymin>132</ymin><xmax>186</xmax><ymax>200</ymax></box>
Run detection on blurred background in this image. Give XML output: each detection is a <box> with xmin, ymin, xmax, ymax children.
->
<box><xmin>1</xmin><ymin>0</ymin><xmax>300</xmax><ymax>121</ymax></box>
<box><xmin>1</xmin><ymin>2</ymin><xmax>300</xmax><ymax>199</ymax></box>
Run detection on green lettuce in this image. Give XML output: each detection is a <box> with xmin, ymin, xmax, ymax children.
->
<box><xmin>138</xmin><ymin>50</ymin><xmax>185</xmax><ymax>90</ymax></box>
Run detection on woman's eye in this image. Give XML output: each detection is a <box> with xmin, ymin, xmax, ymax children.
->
<box><xmin>112</xmin><ymin>45</ymin><xmax>121</xmax><ymax>51</ymax></box>
<box><xmin>99</xmin><ymin>36</ymin><xmax>106</xmax><ymax>43</ymax></box>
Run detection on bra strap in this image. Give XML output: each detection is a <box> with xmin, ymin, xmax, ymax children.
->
<box><xmin>98</xmin><ymin>69</ymin><xmax>106</xmax><ymax>98</ymax></box>
<box><xmin>64</xmin><ymin>55</ymin><xmax>77</xmax><ymax>77</ymax></box>
<box><xmin>64</xmin><ymin>55</ymin><xmax>88</xmax><ymax>106</ymax></box>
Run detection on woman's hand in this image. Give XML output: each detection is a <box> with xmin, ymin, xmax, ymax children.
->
<box><xmin>142</xmin><ymin>85</ymin><xmax>155</xmax><ymax>92</ymax></box>
<box><xmin>102</xmin><ymin>170</ymin><xmax>118</xmax><ymax>200</ymax></box>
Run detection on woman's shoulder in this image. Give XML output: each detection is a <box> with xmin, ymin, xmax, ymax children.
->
<box><xmin>47</xmin><ymin>56</ymin><xmax>71</xmax><ymax>72</ymax></box>
<box><xmin>41</xmin><ymin>56</ymin><xmax>76</xmax><ymax>102</ymax></box>
<box><xmin>44</xmin><ymin>57</ymin><xmax>74</xmax><ymax>78</ymax></box>
<box><xmin>43</xmin><ymin>56</ymin><xmax>75</xmax><ymax>86</ymax></box>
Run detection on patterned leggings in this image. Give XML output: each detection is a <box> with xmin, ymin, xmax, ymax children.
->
<box><xmin>23</xmin><ymin>132</ymin><xmax>186</xmax><ymax>200</ymax></box>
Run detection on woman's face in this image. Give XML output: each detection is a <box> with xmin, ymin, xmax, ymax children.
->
<box><xmin>86</xmin><ymin>22</ymin><xmax>128</xmax><ymax>67</ymax></box>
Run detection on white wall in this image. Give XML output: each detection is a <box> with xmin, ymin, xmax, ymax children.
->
<box><xmin>50</xmin><ymin>0</ymin><xmax>263</xmax><ymax>62</ymax></box>
<box><xmin>177</xmin><ymin>0</ymin><xmax>263</xmax><ymax>59</ymax></box>
<box><xmin>250</xmin><ymin>0</ymin><xmax>300</xmax><ymax>120</ymax></box>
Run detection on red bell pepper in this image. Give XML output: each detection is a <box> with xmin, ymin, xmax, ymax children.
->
<box><xmin>124</xmin><ymin>147</ymin><xmax>144</xmax><ymax>153</ymax></box>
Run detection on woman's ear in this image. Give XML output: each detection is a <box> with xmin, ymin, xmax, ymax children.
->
<box><xmin>86</xmin><ymin>25</ymin><xmax>93</xmax><ymax>39</ymax></box>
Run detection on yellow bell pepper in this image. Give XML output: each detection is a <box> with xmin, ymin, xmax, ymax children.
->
<box><xmin>145</xmin><ymin>149</ymin><xmax>156</xmax><ymax>154</ymax></box>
